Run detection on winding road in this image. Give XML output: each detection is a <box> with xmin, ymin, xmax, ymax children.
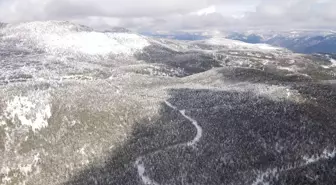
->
<box><xmin>134</xmin><ymin>100</ymin><xmax>203</xmax><ymax>185</ymax></box>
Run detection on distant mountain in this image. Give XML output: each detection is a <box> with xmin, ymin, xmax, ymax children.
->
<box><xmin>145</xmin><ymin>30</ymin><xmax>336</xmax><ymax>54</ymax></box>
<box><xmin>142</xmin><ymin>31</ymin><xmax>210</xmax><ymax>40</ymax></box>
<box><xmin>226</xmin><ymin>30</ymin><xmax>336</xmax><ymax>54</ymax></box>
<box><xmin>103</xmin><ymin>27</ymin><xmax>131</xmax><ymax>33</ymax></box>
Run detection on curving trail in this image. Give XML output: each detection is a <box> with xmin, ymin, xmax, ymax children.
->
<box><xmin>134</xmin><ymin>100</ymin><xmax>203</xmax><ymax>185</ymax></box>
<box><xmin>135</xmin><ymin>157</ymin><xmax>159</xmax><ymax>185</ymax></box>
<box><xmin>164</xmin><ymin>101</ymin><xmax>203</xmax><ymax>146</ymax></box>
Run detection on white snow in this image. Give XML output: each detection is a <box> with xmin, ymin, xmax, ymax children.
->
<box><xmin>1</xmin><ymin>152</ymin><xmax>41</xmax><ymax>184</ymax></box>
<box><xmin>330</xmin><ymin>58</ymin><xmax>336</xmax><ymax>66</ymax></box>
<box><xmin>321</xmin><ymin>65</ymin><xmax>331</xmax><ymax>69</ymax></box>
<box><xmin>303</xmin><ymin>148</ymin><xmax>336</xmax><ymax>165</ymax></box>
<box><xmin>43</xmin><ymin>32</ymin><xmax>149</xmax><ymax>56</ymax></box>
<box><xmin>252</xmin><ymin>148</ymin><xmax>336</xmax><ymax>185</ymax></box>
<box><xmin>205</xmin><ymin>37</ymin><xmax>280</xmax><ymax>51</ymax></box>
<box><xmin>257</xmin><ymin>44</ymin><xmax>278</xmax><ymax>50</ymax></box>
<box><xmin>1</xmin><ymin>21</ymin><xmax>150</xmax><ymax>56</ymax></box>
<box><xmin>135</xmin><ymin>157</ymin><xmax>159</xmax><ymax>185</ymax></box>
<box><xmin>2</xmin><ymin>94</ymin><xmax>51</xmax><ymax>132</ymax></box>
<box><xmin>321</xmin><ymin>55</ymin><xmax>336</xmax><ymax>68</ymax></box>
<box><xmin>0</xmin><ymin>119</ymin><xmax>6</xmax><ymax>126</ymax></box>
<box><xmin>277</xmin><ymin>66</ymin><xmax>297</xmax><ymax>72</ymax></box>
<box><xmin>252</xmin><ymin>168</ymin><xmax>278</xmax><ymax>185</ymax></box>
<box><xmin>0</xmin><ymin>167</ymin><xmax>11</xmax><ymax>184</ymax></box>
<box><xmin>79</xmin><ymin>145</ymin><xmax>87</xmax><ymax>156</ymax></box>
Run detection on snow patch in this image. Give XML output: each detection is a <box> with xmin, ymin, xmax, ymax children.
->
<box><xmin>204</xmin><ymin>37</ymin><xmax>280</xmax><ymax>51</ymax></box>
<box><xmin>2</xmin><ymin>93</ymin><xmax>51</xmax><ymax>132</ymax></box>
<box><xmin>278</xmin><ymin>66</ymin><xmax>297</xmax><ymax>72</ymax></box>
<box><xmin>257</xmin><ymin>45</ymin><xmax>278</xmax><ymax>50</ymax></box>
<box><xmin>0</xmin><ymin>119</ymin><xmax>6</xmax><ymax>126</ymax></box>
<box><xmin>330</xmin><ymin>58</ymin><xmax>336</xmax><ymax>66</ymax></box>
<box><xmin>43</xmin><ymin>32</ymin><xmax>149</xmax><ymax>56</ymax></box>
<box><xmin>78</xmin><ymin>145</ymin><xmax>87</xmax><ymax>156</ymax></box>
<box><xmin>2</xmin><ymin>21</ymin><xmax>150</xmax><ymax>56</ymax></box>
<box><xmin>321</xmin><ymin>65</ymin><xmax>331</xmax><ymax>69</ymax></box>
<box><xmin>252</xmin><ymin>168</ymin><xmax>278</xmax><ymax>185</ymax></box>
<box><xmin>1</xmin><ymin>153</ymin><xmax>41</xmax><ymax>185</ymax></box>
<box><xmin>322</xmin><ymin>55</ymin><xmax>336</xmax><ymax>68</ymax></box>
<box><xmin>303</xmin><ymin>148</ymin><xmax>336</xmax><ymax>164</ymax></box>
<box><xmin>0</xmin><ymin>167</ymin><xmax>11</xmax><ymax>184</ymax></box>
<box><xmin>19</xmin><ymin>153</ymin><xmax>40</xmax><ymax>175</ymax></box>
<box><xmin>135</xmin><ymin>157</ymin><xmax>159</xmax><ymax>185</ymax></box>
<box><xmin>221</xmin><ymin>82</ymin><xmax>304</xmax><ymax>103</ymax></box>
<box><xmin>252</xmin><ymin>148</ymin><xmax>336</xmax><ymax>185</ymax></box>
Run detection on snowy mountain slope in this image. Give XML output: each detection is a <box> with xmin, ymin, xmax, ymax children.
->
<box><xmin>193</xmin><ymin>37</ymin><xmax>284</xmax><ymax>52</ymax></box>
<box><xmin>0</xmin><ymin>21</ymin><xmax>334</xmax><ymax>88</ymax></box>
<box><xmin>0</xmin><ymin>21</ymin><xmax>153</xmax><ymax>84</ymax></box>
<box><xmin>1</xmin><ymin>21</ymin><xmax>149</xmax><ymax>56</ymax></box>
<box><xmin>0</xmin><ymin>21</ymin><xmax>336</xmax><ymax>185</ymax></box>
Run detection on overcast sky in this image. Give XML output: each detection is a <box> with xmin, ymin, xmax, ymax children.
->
<box><xmin>0</xmin><ymin>0</ymin><xmax>335</xmax><ymax>31</ymax></box>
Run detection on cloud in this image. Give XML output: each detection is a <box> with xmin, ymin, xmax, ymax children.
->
<box><xmin>244</xmin><ymin>0</ymin><xmax>336</xmax><ymax>29</ymax></box>
<box><xmin>0</xmin><ymin>0</ymin><xmax>220</xmax><ymax>20</ymax></box>
<box><xmin>0</xmin><ymin>0</ymin><xmax>335</xmax><ymax>31</ymax></box>
<box><xmin>46</xmin><ymin>0</ymin><xmax>199</xmax><ymax>18</ymax></box>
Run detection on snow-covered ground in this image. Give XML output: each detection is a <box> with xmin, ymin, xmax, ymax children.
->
<box><xmin>1</xmin><ymin>21</ymin><xmax>150</xmax><ymax>56</ymax></box>
<box><xmin>204</xmin><ymin>37</ymin><xmax>281</xmax><ymax>51</ymax></box>
<box><xmin>0</xmin><ymin>21</ymin><xmax>336</xmax><ymax>185</ymax></box>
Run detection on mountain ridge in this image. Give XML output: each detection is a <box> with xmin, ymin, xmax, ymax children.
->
<box><xmin>143</xmin><ymin>29</ymin><xmax>336</xmax><ymax>54</ymax></box>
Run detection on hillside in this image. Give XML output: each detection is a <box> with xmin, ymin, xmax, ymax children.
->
<box><xmin>0</xmin><ymin>21</ymin><xmax>336</xmax><ymax>185</ymax></box>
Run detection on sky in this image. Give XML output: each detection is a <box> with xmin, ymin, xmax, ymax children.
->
<box><xmin>0</xmin><ymin>0</ymin><xmax>335</xmax><ymax>31</ymax></box>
